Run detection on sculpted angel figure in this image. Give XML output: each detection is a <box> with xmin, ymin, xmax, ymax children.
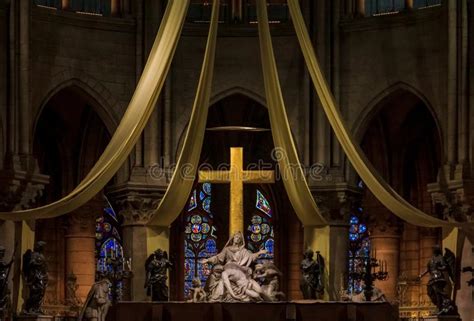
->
<box><xmin>418</xmin><ymin>246</ymin><xmax>458</xmax><ymax>316</ymax></box>
<box><xmin>78</xmin><ymin>279</ymin><xmax>112</xmax><ymax>321</ymax></box>
<box><xmin>187</xmin><ymin>278</ymin><xmax>207</xmax><ymax>303</ymax></box>
<box><xmin>145</xmin><ymin>249</ymin><xmax>173</xmax><ymax>301</ymax></box>
<box><xmin>254</xmin><ymin>262</ymin><xmax>285</xmax><ymax>301</ymax></box>
<box><xmin>22</xmin><ymin>241</ymin><xmax>49</xmax><ymax>315</ymax></box>
<box><xmin>0</xmin><ymin>246</ymin><xmax>14</xmax><ymax>318</ymax></box>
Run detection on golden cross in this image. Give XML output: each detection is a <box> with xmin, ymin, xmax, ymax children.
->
<box><xmin>199</xmin><ymin>147</ymin><xmax>275</xmax><ymax>235</ymax></box>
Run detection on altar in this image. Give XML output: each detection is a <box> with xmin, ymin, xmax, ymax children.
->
<box><xmin>105</xmin><ymin>301</ymin><xmax>399</xmax><ymax>321</ymax></box>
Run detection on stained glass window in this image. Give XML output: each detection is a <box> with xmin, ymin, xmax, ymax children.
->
<box><xmin>96</xmin><ymin>199</ymin><xmax>124</xmax><ymax>298</ymax></box>
<box><xmin>246</xmin><ymin>189</ymin><xmax>274</xmax><ymax>261</ymax></box>
<box><xmin>184</xmin><ymin>183</ymin><xmax>217</xmax><ymax>297</ymax></box>
<box><xmin>348</xmin><ymin>206</ymin><xmax>370</xmax><ymax>294</ymax></box>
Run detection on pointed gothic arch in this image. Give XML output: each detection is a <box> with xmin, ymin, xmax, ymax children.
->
<box><xmin>352</xmin><ymin>82</ymin><xmax>443</xmax><ymax>148</ymax></box>
<box><xmin>170</xmin><ymin>93</ymin><xmax>302</xmax><ymax>301</ymax></box>
<box><xmin>353</xmin><ymin>84</ymin><xmax>443</xmax><ymax>302</ymax></box>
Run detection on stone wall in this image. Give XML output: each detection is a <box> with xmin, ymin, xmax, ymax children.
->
<box><xmin>339</xmin><ymin>6</ymin><xmax>447</xmax><ymax>143</ymax></box>
<box><xmin>171</xmin><ymin>26</ymin><xmax>306</xmax><ymax>163</ymax></box>
<box><xmin>29</xmin><ymin>6</ymin><xmax>137</xmax><ymax>156</ymax></box>
<box><xmin>0</xmin><ymin>0</ymin><xmax>7</xmax><ymax>168</ymax></box>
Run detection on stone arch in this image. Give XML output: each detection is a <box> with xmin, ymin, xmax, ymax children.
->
<box><xmin>210</xmin><ymin>86</ymin><xmax>267</xmax><ymax>108</ymax></box>
<box><xmin>33</xmin><ymin>76</ymin><xmax>120</xmax><ymax>137</ymax></box>
<box><xmin>175</xmin><ymin>92</ymin><xmax>270</xmax><ymax>161</ymax></box>
<box><xmin>352</xmin><ymin>82</ymin><xmax>443</xmax><ymax>148</ymax></box>
<box><xmin>349</xmin><ymin>82</ymin><xmax>445</xmax><ymax>303</ymax></box>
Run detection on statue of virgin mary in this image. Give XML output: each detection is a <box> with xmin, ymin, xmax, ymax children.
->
<box><xmin>200</xmin><ymin>232</ymin><xmax>268</xmax><ymax>301</ymax></box>
<box><xmin>201</xmin><ymin>231</ymin><xmax>266</xmax><ymax>267</ymax></box>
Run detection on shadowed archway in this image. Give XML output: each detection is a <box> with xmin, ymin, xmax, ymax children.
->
<box><xmin>357</xmin><ymin>88</ymin><xmax>442</xmax><ymax>304</ymax></box>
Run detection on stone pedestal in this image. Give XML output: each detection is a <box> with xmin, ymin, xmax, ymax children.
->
<box><xmin>15</xmin><ymin>315</ymin><xmax>54</xmax><ymax>321</ymax></box>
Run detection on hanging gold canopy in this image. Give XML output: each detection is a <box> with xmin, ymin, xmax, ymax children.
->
<box><xmin>0</xmin><ymin>0</ymin><xmax>470</xmax><ymax>230</ymax></box>
<box><xmin>0</xmin><ymin>0</ymin><xmax>190</xmax><ymax>220</ymax></box>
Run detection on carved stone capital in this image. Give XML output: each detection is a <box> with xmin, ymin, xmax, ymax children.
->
<box><xmin>428</xmin><ymin>179</ymin><xmax>474</xmax><ymax>223</ymax></box>
<box><xmin>64</xmin><ymin>199</ymin><xmax>103</xmax><ymax>235</ymax></box>
<box><xmin>107</xmin><ymin>182</ymin><xmax>167</xmax><ymax>226</ymax></box>
<box><xmin>310</xmin><ymin>184</ymin><xmax>363</xmax><ymax>224</ymax></box>
<box><xmin>0</xmin><ymin>159</ymin><xmax>49</xmax><ymax>211</ymax></box>
<box><xmin>368</xmin><ymin>210</ymin><xmax>403</xmax><ymax>236</ymax></box>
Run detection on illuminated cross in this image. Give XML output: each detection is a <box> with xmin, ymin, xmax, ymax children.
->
<box><xmin>199</xmin><ymin>147</ymin><xmax>275</xmax><ymax>235</ymax></box>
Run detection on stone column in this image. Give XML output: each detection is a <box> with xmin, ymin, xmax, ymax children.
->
<box><xmin>108</xmin><ymin>184</ymin><xmax>166</xmax><ymax>301</ymax></box>
<box><xmin>111</xmin><ymin>0</ymin><xmax>121</xmax><ymax>16</ymax></box>
<box><xmin>61</xmin><ymin>0</ymin><xmax>70</xmax><ymax>10</ymax></box>
<box><xmin>355</xmin><ymin>0</ymin><xmax>365</xmax><ymax>17</ymax></box>
<box><xmin>122</xmin><ymin>217</ymin><xmax>149</xmax><ymax>301</ymax></box>
<box><xmin>304</xmin><ymin>223</ymin><xmax>349</xmax><ymax>301</ymax></box>
<box><xmin>369</xmin><ymin>210</ymin><xmax>402</xmax><ymax>301</ymax></box>
<box><xmin>305</xmin><ymin>190</ymin><xmax>357</xmax><ymax>300</ymax></box>
<box><xmin>65</xmin><ymin>201</ymin><xmax>99</xmax><ymax>301</ymax></box>
<box><xmin>231</xmin><ymin>0</ymin><xmax>242</xmax><ymax>22</ymax></box>
<box><xmin>18</xmin><ymin>0</ymin><xmax>29</xmax><ymax>156</ymax></box>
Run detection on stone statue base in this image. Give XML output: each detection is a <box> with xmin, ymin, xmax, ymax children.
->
<box><xmin>423</xmin><ymin>316</ymin><xmax>461</xmax><ymax>321</ymax></box>
<box><xmin>16</xmin><ymin>315</ymin><xmax>54</xmax><ymax>321</ymax></box>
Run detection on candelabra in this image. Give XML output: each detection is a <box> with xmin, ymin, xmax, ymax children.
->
<box><xmin>349</xmin><ymin>250</ymin><xmax>389</xmax><ymax>302</ymax></box>
<box><xmin>97</xmin><ymin>255</ymin><xmax>133</xmax><ymax>304</ymax></box>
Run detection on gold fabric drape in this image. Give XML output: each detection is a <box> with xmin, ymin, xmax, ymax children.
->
<box><xmin>148</xmin><ymin>0</ymin><xmax>220</xmax><ymax>227</ymax></box>
<box><xmin>257</xmin><ymin>0</ymin><xmax>327</xmax><ymax>227</ymax></box>
<box><xmin>0</xmin><ymin>0</ymin><xmax>190</xmax><ymax>220</ymax></box>
<box><xmin>287</xmin><ymin>0</ymin><xmax>468</xmax><ymax>228</ymax></box>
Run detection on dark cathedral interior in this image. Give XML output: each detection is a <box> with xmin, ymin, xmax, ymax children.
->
<box><xmin>0</xmin><ymin>1</ymin><xmax>473</xmax><ymax>321</ymax></box>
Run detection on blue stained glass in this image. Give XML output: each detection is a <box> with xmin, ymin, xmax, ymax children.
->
<box><xmin>184</xmin><ymin>259</ymin><xmax>195</xmax><ymax>281</ymax></box>
<box><xmin>112</xmin><ymin>227</ymin><xmax>121</xmax><ymax>241</ymax></box>
<box><xmin>265</xmin><ymin>238</ymin><xmax>274</xmax><ymax>255</ymax></box>
<box><xmin>202</xmin><ymin>197</ymin><xmax>211</xmax><ymax>213</ymax></box>
<box><xmin>96</xmin><ymin>200</ymin><xmax>124</xmax><ymax>300</ymax></box>
<box><xmin>100</xmin><ymin>238</ymin><xmax>123</xmax><ymax>258</ymax></box>
<box><xmin>348</xmin><ymin>212</ymin><xmax>370</xmax><ymax>295</ymax></box>
<box><xmin>256</xmin><ymin>190</ymin><xmax>272</xmax><ymax>217</ymax></box>
<box><xmin>185</xmin><ymin>248</ymin><xmax>195</xmax><ymax>259</ymax></box>
<box><xmin>184</xmin><ymin>183</ymin><xmax>217</xmax><ymax>298</ymax></box>
<box><xmin>104</xmin><ymin>206</ymin><xmax>118</xmax><ymax>221</ymax></box>
<box><xmin>203</xmin><ymin>183</ymin><xmax>211</xmax><ymax>195</ymax></box>
<box><xmin>205</xmin><ymin>239</ymin><xmax>217</xmax><ymax>254</ymax></box>
<box><xmin>349</xmin><ymin>225</ymin><xmax>358</xmax><ymax>234</ymax></box>
<box><xmin>188</xmin><ymin>190</ymin><xmax>198</xmax><ymax>211</ymax></box>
